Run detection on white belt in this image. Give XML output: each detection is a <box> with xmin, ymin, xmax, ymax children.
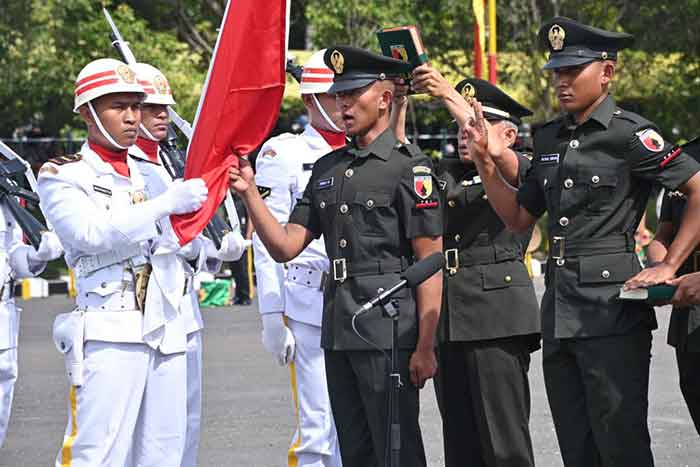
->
<box><xmin>76</xmin><ymin>290</ymin><xmax>137</xmax><ymax>311</ymax></box>
<box><xmin>286</xmin><ymin>264</ymin><xmax>327</xmax><ymax>290</ymax></box>
<box><xmin>74</xmin><ymin>244</ymin><xmax>147</xmax><ymax>278</ymax></box>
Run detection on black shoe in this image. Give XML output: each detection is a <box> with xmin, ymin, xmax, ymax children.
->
<box><xmin>233</xmin><ymin>296</ymin><xmax>252</xmax><ymax>306</ymax></box>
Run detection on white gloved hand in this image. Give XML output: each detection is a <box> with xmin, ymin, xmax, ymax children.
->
<box><xmin>215</xmin><ymin>231</ymin><xmax>251</xmax><ymax>261</ymax></box>
<box><xmin>261</xmin><ymin>312</ymin><xmax>295</xmax><ymax>366</ymax></box>
<box><xmin>29</xmin><ymin>231</ymin><xmax>64</xmax><ymax>262</ymax></box>
<box><xmin>159</xmin><ymin>178</ymin><xmax>208</xmax><ymax>216</ymax></box>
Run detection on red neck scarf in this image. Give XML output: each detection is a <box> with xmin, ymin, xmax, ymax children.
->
<box><xmin>88</xmin><ymin>141</ymin><xmax>129</xmax><ymax>177</ymax></box>
<box><xmin>135</xmin><ymin>137</ymin><xmax>160</xmax><ymax>164</ymax></box>
<box><xmin>314</xmin><ymin>126</ymin><xmax>346</xmax><ymax>150</ymax></box>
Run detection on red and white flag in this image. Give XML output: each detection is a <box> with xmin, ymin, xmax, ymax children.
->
<box><xmin>171</xmin><ymin>0</ymin><xmax>289</xmax><ymax>245</ymax></box>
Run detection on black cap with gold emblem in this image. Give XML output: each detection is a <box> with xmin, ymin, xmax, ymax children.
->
<box><xmin>323</xmin><ymin>46</ymin><xmax>413</xmax><ymax>94</ymax></box>
<box><xmin>538</xmin><ymin>17</ymin><xmax>634</xmax><ymax>70</ymax></box>
<box><xmin>455</xmin><ymin>78</ymin><xmax>532</xmax><ymax>125</ymax></box>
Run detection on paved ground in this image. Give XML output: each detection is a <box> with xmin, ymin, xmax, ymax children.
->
<box><xmin>1</xmin><ymin>277</ymin><xmax>699</xmax><ymax>466</ymax></box>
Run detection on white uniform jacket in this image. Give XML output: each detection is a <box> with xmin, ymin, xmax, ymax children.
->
<box><xmin>38</xmin><ymin>142</ymin><xmax>185</xmax><ymax>350</ymax></box>
<box><xmin>0</xmin><ymin>204</ymin><xmax>46</xmax><ymax>350</ymax></box>
<box><xmin>254</xmin><ymin>125</ymin><xmax>334</xmax><ymax>327</ymax></box>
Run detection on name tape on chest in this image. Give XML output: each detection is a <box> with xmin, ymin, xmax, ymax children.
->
<box><xmin>539</xmin><ymin>153</ymin><xmax>560</xmax><ymax>164</ymax></box>
<box><xmin>302</xmin><ymin>163</ymin><xmax>314</xmax><ymax>171</ymax></box>
<box><xmin>92</xmin><ymin>185</ymin><xmax>113</xmax><ymax>196</ymax></box>
<box><xmin>317</xmin><ymin>177</ymin><xmax>334</xmax><ymax>190</ymax></box>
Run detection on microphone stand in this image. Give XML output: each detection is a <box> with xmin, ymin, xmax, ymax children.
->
<box><xmin>379</xmin><ymin>297</ymin><xmax>401</xmax><ymax>467</ymax></box>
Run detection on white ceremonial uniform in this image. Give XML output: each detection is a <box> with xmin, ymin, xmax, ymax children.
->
<box><xmin>129</xmin><ymin>143</ymin><xmax>222</xmax><ymax>467</ymax></box>
<box><xmin>0</xmin><ymin>205</ymin><xmax>47</xmax><ymax>447</ymax></box>
<box><xmin>38</xmin><ymin>142</ymin><xmax>189</xmax><ymax>467</ymax></box>
<box><xmin>254</xmin><ymin>124</ymin><xmax>341</xmax><ymax>467</ymax></box>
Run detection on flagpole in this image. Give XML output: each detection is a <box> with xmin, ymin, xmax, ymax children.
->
<box><xmin>472</xmin><ymin>0</ymin><xmax>485</xmax><ymax>78</ymax></box>
<box><xmin>488</xmin><ymin>0</ymin><xmax>497</xmax><ymax>84</ymax></box>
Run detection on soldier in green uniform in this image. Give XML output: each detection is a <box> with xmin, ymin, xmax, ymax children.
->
<box><xmin>464</xmin><ymin>17</ymin><xmax>700</xmax><ymax>467</ymax></box>
<box><xmin>411</xmin><ymin>71</ymin><xmax>540</xmax><ymax>467</ymax></box>
<box><xmin>648</xmin><ymin>137</ymin><xmax>700</xmax><ymax>435</ymax></box>
<box><xmin>229</xmin><ymin>46</ymin><xmax>443</xmax><ymax>467</ymax></box>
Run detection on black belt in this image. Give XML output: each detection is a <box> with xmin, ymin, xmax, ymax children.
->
<box><xmin>331</xmin><ymin>257</ymin><xmax>412</xmax><ymax>282</ymax></box>
<box><xmin>549</xmin><ymin>233</ymin><xmax>635</xmax><ymax>260</ymax></box>
<box><xmin>444</xmin><ymin>245</ymin><xmax>521</xmax><ymax>273</ymax></box>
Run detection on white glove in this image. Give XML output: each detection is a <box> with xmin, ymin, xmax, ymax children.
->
<box><xmin>29</xmin><ymin>231</ymin><xmax>63</xmax><ymax>262</ymax></box>
<box><xmin>158</xmin><ymin>178</ymin><xmax>208</xmax><ymax>216</ymax></box>
<box><xmin>207</xmin><ymin>230</ymin><xmax>251</xmax><ymax>261</ymax></box>
<box><xmin>261</xmin><ymin>312</ymin><xmax>295</xmax><ymax>366</ymax></box>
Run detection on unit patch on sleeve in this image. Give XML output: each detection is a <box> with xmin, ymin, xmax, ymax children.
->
<box><xmin>413</xmin><ymin>174</ymin><xmax>433</xmax><ymax>199</ymax></box>
<box><xmin>637</xmin><ymin>129</ymin><xmax>664</xmax><ymax>152</ymax></box>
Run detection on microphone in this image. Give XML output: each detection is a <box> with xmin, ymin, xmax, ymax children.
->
<box><xmin>354</xmin><ymin>252</ymin><xmax>446</xmax><ymax>316</ymax></box>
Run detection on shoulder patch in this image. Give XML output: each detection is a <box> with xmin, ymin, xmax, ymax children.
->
<box><xmin>48</xmin><ymin>153</ymin><xmax>82</xmax><ymax>165</ymax></box>
<box><xmin>261</xmin><ymin>149</ymin><xmax>277</xmax><ymax>158</ymax></box>
<box><xmin>302</xmin><ymin>163</ymin><xmax>314</xmax><ymax>171</ymax></box>
<box><xmin>412</xmin><ymin>165</ymin><xmax>431</xmax><ymax>174</ymax></box>
<box><xmin>257</xmin><ymin>185</ymin><xmax>272</xmax><ymax>199</ymax></box>
<box><xmin>637</xmin><ymin>129</ymin><xmax>664</xmax><ymax>152</ymax></box>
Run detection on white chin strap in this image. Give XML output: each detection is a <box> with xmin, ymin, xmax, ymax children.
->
<box><xmin>139</xmin><ymin>123</ymin><xmax>159</xmax><ymax>141</ymax></box>
<box><xmin>311</xmin><ymin>94</ymin><xmax>342</xmax><ymax>133</ymax></box>
<box><xmin>88</xmin><ymin>102</ymin><xmax>128</xmax><ymax>150</ymax></box>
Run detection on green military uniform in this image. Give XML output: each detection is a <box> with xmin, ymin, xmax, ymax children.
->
<box><xmin>515</xmin><ymin>17</ymin><xmax>700</xmax><ymax>467</ymax></box>
<box><xmin>659</xmin><ymin>137</ymin><xmax>700</xmax><ymax>435</ymax></box>
<box><xmin>289</xmin><ymin>46</ymin><xmax>443</xmax><ymax>467</ymax></box>
<box><xmin>434</xmin><ymin>78</ymin><xmax>540</xmax><ymax>467</ymax></box>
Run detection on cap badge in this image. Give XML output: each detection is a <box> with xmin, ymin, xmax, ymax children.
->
<box><xmin>461</xmin><ymin>83</ymin><xmax>476</xmax><ymax>99</ymax></box>
<box><xmin>116</xmin><ymin>64</ymin><xmax>136</xmax><ymax>84</ymax></box>
<box><xmin>154</xmin><ymin>74</ymin><xmax>169</xmax><ymax>94</ymax></box>
<box><xmin>330</xmin><ymin>50</ymin><xmax>345</xmax><ymax>74</ymax></box>
<box><xmin>548</xmin><ymin>24</ymin><xmax>566</xmax><ymax>51</ymax></box>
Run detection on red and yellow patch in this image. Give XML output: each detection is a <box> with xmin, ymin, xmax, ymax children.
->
<box><xmin>414</xmin><ymin>175</ymin><xmax>432</xmax><ymax>199</ymax></box>
<box><xmin>637</xmin><ymin>129</ymin><xmax>664</xmax><ymax>152</ymax></box>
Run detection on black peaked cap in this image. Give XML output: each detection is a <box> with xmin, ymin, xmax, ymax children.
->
<box><xmin>323</xmin><ymin>46</ymin><xmax>413</xmax><ymax>94</ymax></box>
<box><xmin>455</xmin><ymin>78</ymin><xmax>532</xmax><ymax>125</ymax></box>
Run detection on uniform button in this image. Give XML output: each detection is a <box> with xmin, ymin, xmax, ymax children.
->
<box><xmin>543</xmin><ymin>178</ymin><xmax>548</xmax><ymax>186</ymax></box>
<box><xmin>339</xmin><ymin>239</ymin><xmax>347</xmax><ymax>248</ymax></box>
<box><xmin>339</xmin><ymin>204</ymin><xmax>349</xmax><ymax>214</ymax></box>
<box><xmin>559</xmin><ymin>217</ymin><xmax>569</xmax><ymax>227</ymax></box>
<box><xmin>461</xmin><ymin>180</ymin><xmax>469</xmax><ymax>187</ymax></box>
<box><xmin>482</xmin><ymin>194</ymin><xmax>488</xmax><ymax>200</ymax></box>
<box><xmin>101</xmin><ymin>282</ymin><xmax>107</xmax><ymax>288</ymax></box>
<box><xmin>601</xmin><ymin>270</ymin><xmax>611</xmax><ymax>279</ymax></box>
<box><xmin>366</xmin><ymin>199</ymin><xmax>374</xmax><ymax>208</ymax></box>
<box><xmin>569</xmin><ymin>139</ymin><xmax>580</xmax><ymax>149</ymax></box>
<box><xmin>564</xmin><ymin>178</ymin><xmax>574</xmax><ymax>189</ymax></box>
<box><xmin>556</xmin><ymin>258</ymin><xmax>565</xmax><ymax>267</ymax></box>
<box><xmin>448</xmin><ymin>200</ymin><xmax>456</xmax><ymax>208</ymax></box>
<box><xmin>319</xmin><ymin>201</ymin><xmax>326</xmax><ymax>209</ymax></box>
<box><xmin>345</xmin><ymin>169</ymin><xmax>354</xmax><ymax>178</ymax></box>
<box><xmin>454</xmin><ymin>234</ymin><xmax>461</xmax><ymax>242</ymax></box>
<box><xmin>591</xmin><ymin>175</ymin><xmax>600</xmax><ymax>184</ymax></box>
<box><xmin>504</xmin><ymin>275</ymin><xmax>512</xmax><ymax>283</ymax></box>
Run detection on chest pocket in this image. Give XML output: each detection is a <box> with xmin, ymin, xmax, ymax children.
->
<box><xmin>352</xmin><ymin>191</ymin><xmax>393</xmax><ymax>237</ymax></box>
<box><xmin>579</xmin><ymin>167</ymin><xmax>619</xmax><ymax>214</ymax></box>
<box><xmin>315</xmin><ymin>189</ymin><xmax>338</xmax><ymax>234</ymax></box>
<box><xmin>536</xmin><ymin>164</ymin><xmax>560</xmax><ymax>210</ymax></box>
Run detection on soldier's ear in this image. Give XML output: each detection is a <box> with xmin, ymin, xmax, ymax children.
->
<box><xmin>601</xmin><ymin>61</ymin><xmax>615</xmax><ymax>85</ymax></box>
<box><xmin>77</xmin><ymin>105</ymin><xmax>94</xmax><ymax>127</ymax></box>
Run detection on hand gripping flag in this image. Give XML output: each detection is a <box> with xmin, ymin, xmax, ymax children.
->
<box><xmin>171</xmin><ymin>0</ymin><xmax>288</xmax><ymax>245</ymax></box>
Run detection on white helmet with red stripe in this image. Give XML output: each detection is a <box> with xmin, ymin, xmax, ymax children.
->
<box><xmin>132</xmin><ymin>62</ymin><xmax>176</xmax><ymax>106</ymax></box>
<box><xmin>73</xmin><ymin>58</ymin><xmax>144</xmax><ymax>112</ymax></box>
<box><xmin>300</xmin><ymin>49</ymin><xmax>334</xmax><ymax>95</ymax></box>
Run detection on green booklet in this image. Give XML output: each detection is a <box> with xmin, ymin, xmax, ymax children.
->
<box><xmin>376</xmin><ymin>25</ymin><xmax>429</xmax><ymax>70</ymax></box>
<box><xmin>618</xmin><ymin>284</ymin><xmax>677</xmax><ymax>303</ymax></box>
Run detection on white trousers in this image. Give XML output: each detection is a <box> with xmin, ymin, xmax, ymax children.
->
<box><xmin>0</xmin><ymin>346</ymin><xmax>17</xmax><ymax>448</ymax></box>
<box><xmin>287</xmin><ymin>319</ymin><xmax>342</xmax><ymax>467</ymax></box>
<box><xmin>181</xmin><ymin>331</ymin><xmax>202</xmax><ymax>467</ymax></box>
<box><xmin>55</xmin><ymin>341</ymin><xmax>187</xmax><ymax>467</ymax></box>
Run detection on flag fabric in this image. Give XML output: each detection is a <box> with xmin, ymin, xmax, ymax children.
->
<box><xmin>171</xmin><ymin>0</ymin><xmax>288</xmax><ymax>245</ymax></box>
<box><xmin>472</xmin><ymin>0</ymin><xmax>486</xmax><ymax>78</ymax></box>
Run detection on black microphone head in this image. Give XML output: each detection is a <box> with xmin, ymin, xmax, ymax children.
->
<box><xmin>403</xmin><ymin>252</ymin><xmax>445</xmax><ymax>288</ymax></box>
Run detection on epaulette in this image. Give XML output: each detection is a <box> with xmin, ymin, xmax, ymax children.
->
<box><xmin>395</xmin><ymin>142</ymin><xmax>421</xmax><ymax>158</ymax></box>
<box><xmin>611</xmin><ymin>107</ymin><xmax>652</xmax><ymax>127</ymax></box>
<box><xmin>47</xmin><ymin>153</ymin><xmax>82</xmax><ymax>166</ymax></box>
